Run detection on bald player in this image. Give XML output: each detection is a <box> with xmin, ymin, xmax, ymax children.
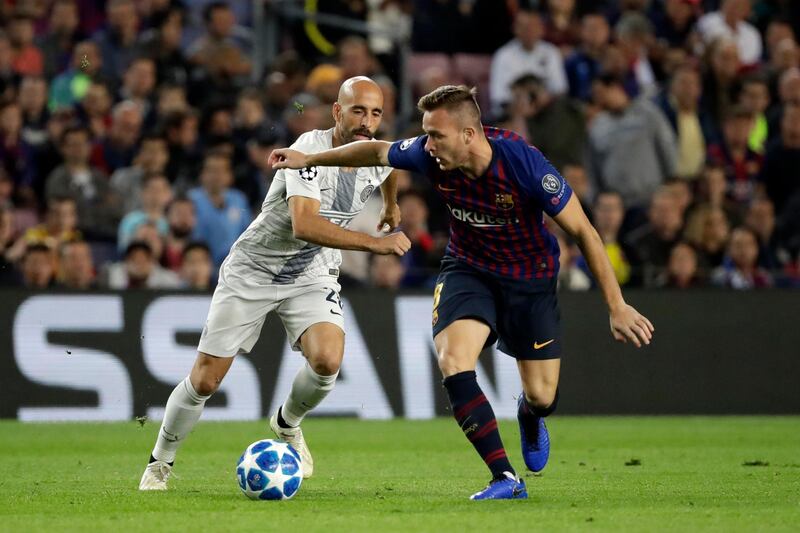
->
<box><xmin>139</xmin><ymin>77</ymin><xmax>411</xmax><ymax>490</ymax></box>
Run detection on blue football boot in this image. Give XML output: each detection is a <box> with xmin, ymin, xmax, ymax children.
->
<box><xmin>470</xmin><ymin>472</ymin><xmax>528</xmax><ymax>500</ymax></box>
<box><xmin>518</xmin><ymin>395</ymin><xmax>550</xmax><ymax>473</ymax></box>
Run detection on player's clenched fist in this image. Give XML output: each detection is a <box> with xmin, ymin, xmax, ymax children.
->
<box><xmin>369</xmin><ymin>231</ymin><xmax>411</xmax><ymax>256</ymax></box>
<box><xmin>269</xmin><ymin>148</ymin><xmax>308</xmax><ymax>169</ymax></box>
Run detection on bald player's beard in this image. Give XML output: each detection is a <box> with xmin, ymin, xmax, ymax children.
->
<box><xmin>344</xmin><ymin>127</ymin><xmax>374</xmax><ymax>144</ymax></box>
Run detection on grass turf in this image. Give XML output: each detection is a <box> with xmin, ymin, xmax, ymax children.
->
<box><xmin>0</xmin><ymin>417</ymin><xmax>798</xmax><ymax>532</ymax></box>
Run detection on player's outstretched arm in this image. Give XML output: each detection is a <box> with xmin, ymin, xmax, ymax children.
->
<box><xmin>553</xmin><ymin>195</ymin><xmax>655</xmax><ymax>348</ymax></box>
<box><xmin>378</xmin><ymin>171</ymin><xmax>401</xmax><ymax>232</ymax></box>
<box><xmin>289</xmin><ymin>196</ymin><xmax>410</xmax><ymax>255</ymax></box>
<box><xmin>269</xmin><ymin>140</ymin><xmax>392</xmax><ymax>170</ymax></box>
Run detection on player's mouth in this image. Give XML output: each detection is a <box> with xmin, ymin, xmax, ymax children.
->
<box><xmin>353</xmin><ymin>131</ymin><xmax>372</xmax><ymax>141</ymax></box>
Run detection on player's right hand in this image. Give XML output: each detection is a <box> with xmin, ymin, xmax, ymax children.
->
<box><xmin>268</xmin><ymin>148</ymin><xmax>308</xmax><ymax>169</ymax></box>
<box><xmin>370</xmin><ymin>231</ymin><xmax>411</xmax><ymax>256</ymax></box>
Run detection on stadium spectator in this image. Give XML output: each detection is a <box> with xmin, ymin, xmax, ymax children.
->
<box><xmin>542</xmin><ymin>0</ymin><xmax>580</xmax><ymax>50</ymax></box>
<box><xmin>588</xmin><ymin>73</ymin><xmax>677</xmax><ymax>210</ymax></box>
<box><xmin>696</xmin><ymin>0</ymin><xmax>762</xmax><ymax>67</ymax></box>
<box><xmin>745</xmin><ymin>197</ymin><xmax>781</xmax><ymax>271</ymax></box>
<box><xmin>163</xmin><ymin>196</ymin><xmax>197</xmax><ymax>271</ymax></box>
<box><xmin>397</xmin><ymin>189</ymin><xmax>436</xmax><ymax>288</ymax></box>
<box><xmin>103</xmin><ymin>240</ymin><xmax>180</xmax><ymax>289</ymax></box>
<box><xmin>20</xmin><ymin>242</ymin><xmax>56</xmax><ymax>288</ymax></box>
<box><xmin>306</xmin><ymin>64</ymin><xmax>344</xmax><ymax>105</ymax></box>
<box><xmin>156</xmin><ymin>83</ymin><xmax>189</xmax><ymax>117</ymax></box>
<box><xmin>562</xmin><ymin>163</ymin><xmax>592</xmax><ymax>207</ymax></box>
<box><xmin>684</xmin><ymin>205</ymin><xmax>732</xmax><ymax>269</ymax></box>
<box><xmin>712</xmin><ymin>226</ymin><xmax>773</xmax><ymax>288</ymax></box>
<box><xmin>49</xmin><ymin>40</ymin><xmax>103</xmax><ymax>110</ymax></box>
<box><xmin>135</xmin><ymin>5</ymin><xmax>190</xmax><ymax>87</ymax></box>
<box><xmin>589</xmin><ymin>191</ymin><xmax>632</xmax><ymax>286</ymax></box>
<box><xmin>0</xmin><ymin>203</ymin><xmax>20</xmax><ymax>285</ymax></box>
<box><xmin>759</xmin><ymin>104</ymin><xmax>800</xmax><ymax>217</ymax></box>
<box><xmin>241</xmin><ymin>129</ymin><xmax>282</xmax><ymax>209</ymax></box>
<box><xmin>565</xmin><ymin>11</ymin><xmax>610</xmax><ymax>102</ymax></box>
<box><xmin>555</xmin><ymin>233</ymin><xmax>591</xmax><ymax>290</ymax></box>
<box><xmin>626</xmin><ymin>187</ymin><xmax>685</xmax><ymax>285</ymax></box>
<box><xmin>702</xmin><ymin>37</ymin><xmax>740</xmax><ymax>126</ymax></box>
<box><xmin>655</xmin><ymin>241</ymin><xmax>704</xmax><ymax>288</ymax></box>
<box><xmin>8</xmin><ymin>12</ymin><xmax>43</xmax><ymax>77</ymax></box>
<box><xmin>0</xmin><ymin>100</ymin><xmax>36</xmax><ymax>206</ymax></box>
<box><xmin>163</xmin><ymin>109</ymin><xmax>199</xmax><ymax>184</ymax></box>
<box><xmin>110</xmin><ymin>133</ymin><xmax>169</xmax><ymax>213</ymax></box>
<box><xmin>187</xmin><ymin>1</ymin><xmax>252</xmax><ymax>102</ymax></box>
<box><xmin>501</xmin><ymin>74</ymin><xmax>586</xmax><ymax>170</ymax></box>
<box><xmin>338</xmin><ymin>36</ymin><xmax>379</xmax><ymax>81</ymax></box>
<box><xmin>706</xmin><ymin>105</ymin><xmax>762</xmax><ymax>210</ymax></box>
<box><xmin>18</xmin><ymin>76</ymin><xmax>50</xmax><ymax>149</ymax></box>
<box><xmin>118</xmin><ymin>57</ymin><xmax>156</xmax><ymax>119</ymax></box>
<box><xmin>36</xmin><ymin>0</ymin><xmax>83</xmax><ymax>79</ymax></box>
<box><xmin>282</xmin><ymin>93</ymin><xmax>327</xmax><ymax>144</ymax></box>
<box><xmin>490</xmin><ymin>7</ymin><xmax>567</xmax><ymax>113</ymax></box>
<box><xmin>369</xmin><ymin>253</ymin><xmax>405</xmax><ymax>290</ymax></box>
<box><xmin>5</xmin><ymin>195</ymin><xmax>79</xmax><ymax>262</ymax></box>
<box><xmin>77</xmin><ymin>80</ymin><xmax>113</xmax><ymax>139</ymax></box>
<box><xmin>92</xmin><ymin>0</ymin><xmax>140</xmax><ymax>79</ymax></box>
<box><xmin>57</xmin><ymin>238</ymin><xmax>95</xmax><ymax>289</ymax></box>
<box><xmin>44</xmin><ymin>125</ymin><xmax>122</xmax><ymax>241</ymax></box>
<box><xmin>656</xmin><ymin>64</ymin><xmax>715</xmax><ymax>180</ymax></box>
<box><xmin>614</xmin><ymin>12</ymin><xmax>657</xmax><ymax>97</ymax></box>
<box><xmin>179</xmin><ymin>241</ymin><xmax>213</xmax><ymax>290</ymax></box>
<box><xmin>649</xmin><ymin>0</ymin><xmax>699</xmax><ymax>50</ymax></box>
<box><xmin>738</xmin><ymin>75</ymin><xmax>771</xmax><ymax>153</ymax></box>
<box><xmin>117</xmin><ymin>172</ymin><xmax>172</xmax><ymax>253</ymax></box>
<box><xmin>188</xmin><ymin>151</ymin><xmax>250</xmax><ymax>268</ymax></box>
<box><xmin>91</xmin><ymin>100</ymin><xmax>144</xmax><ymax>174</ymax></box>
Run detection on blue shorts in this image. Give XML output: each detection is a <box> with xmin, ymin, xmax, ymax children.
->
<box><xmin>431</xmin><ymin>256</ymin><xmax>561</xmax><ymax>360</ymax></box>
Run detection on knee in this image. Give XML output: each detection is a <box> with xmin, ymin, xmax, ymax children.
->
<box><xmin>191</xmin><ymin>371</ymin><xmax>222</xmax><ymax>396</ymax></box>
<box><xmin>307</xmin><ymin>348</ymin><xmax>343</xmax><ymax>376</ymax></box>
<box><xmin>523</xmin><ymin>380</ymin><xmax>558</xmax><ymax>409</ymax></box>
<box><xmin>437</xmin><ymin>349</ymin><xmax>471</xmax><ymax>377</ymax></box>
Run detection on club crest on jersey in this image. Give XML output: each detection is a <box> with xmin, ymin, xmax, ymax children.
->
<box><xmin>495</xmin><ymin>193</ymin><xmax>514</xmax><ymax>210</ymax></box>
<box><xmin>542</xmin><ymin>173</ymin><xmax>561</xmax><ymax>194</ymax></box>
<box><xmin>399</xmin><ymin>137</ymin><xmax>417</xmax><ymax>151</ymax></box>
<box><xmin>299</xmin><ymin>166</ymin><xmax>318</xmax><ymax>182</ymax></box>
<box><xmin>360</xmin><ymin>184</ymin><xmax>375</xmax><ymax>202</ymax></box>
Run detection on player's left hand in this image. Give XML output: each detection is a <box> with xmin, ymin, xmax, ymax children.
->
<box><xmin>378</xmin><ymin>203</ymin><xmax>401</xmax><ymax>232</ymax></box>
<box><xmin>609</xmin><ymin>304</ymin><xmax>654</xmax><ymax>348</ymax></box>
<box><xmin>268</xmin><ymin>148</ymin><xmax>308</xmax><ymax>169</ymax></box>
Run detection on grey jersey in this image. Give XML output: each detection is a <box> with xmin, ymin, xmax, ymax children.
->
<box><xmin>228</xmin><ymin>128</ymin><xmax>392</xmax><ymax>285</ymax></box>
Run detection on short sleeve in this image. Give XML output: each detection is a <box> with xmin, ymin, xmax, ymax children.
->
<box><xmin>284</xmin><ymin>132</ymin><xmax>323</xmax><ymax>201</ymax></box>
<box><xmin>284</xmin><ymin>166</ymin><xmax>322</xmax><ymax>201</ymax></box>
<box><xmin>515</xmin><ymin>145</ymin><xmax>573</xmax><ymax>217</ymax></box>
<box><xmin>388</xmin><ymin>135</ymin><xmax>435</xmax><ymax>174</ymax></box>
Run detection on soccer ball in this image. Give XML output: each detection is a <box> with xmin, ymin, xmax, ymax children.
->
<box><xmin>236</xmin><ymin>439</ymin><xmax>303</xmax><ymax>500</ymax></box>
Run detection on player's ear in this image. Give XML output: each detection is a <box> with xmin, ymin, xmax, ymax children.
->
<box><xmin>463</xmin><ymin>126</ymin><xmax>475</xmax><ymax>145</ymax></box>
<box><xmin>332</xmin><ymin>102</ymin><xmax>342</xmax><ymax>123</ymax></box>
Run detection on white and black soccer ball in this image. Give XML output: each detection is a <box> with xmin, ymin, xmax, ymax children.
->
<box><xmin>236</xmin><ymin>439</ymin><xmax>303</xmax><ymax>500</ymax></box>
<box><xmin>298</xmin><ymin>166</ymin><xmax>318</xmax><ymax>182</ymax></box>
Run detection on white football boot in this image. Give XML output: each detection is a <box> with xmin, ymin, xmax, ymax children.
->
<box><xmin>138</xmin><ymin>460</ymin><xmax>173</xmax><ymax>490</ymax></box>
<box><xmin>270</xmin><ymin>410</ymin><xmax>313</xmax><ymax>479</ymax></box>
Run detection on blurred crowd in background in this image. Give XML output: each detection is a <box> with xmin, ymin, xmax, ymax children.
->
<box><xmin>0</xmin><ymin>0</ymin><xmax>799</xmax><ymax>292</ymax></box>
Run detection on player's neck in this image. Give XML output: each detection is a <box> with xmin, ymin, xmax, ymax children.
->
<box><xmin>460</xmin><ymin>136</ymin><xmax>493</xmax><ymax>179</ymax></box>
<box><xmin>332</xmin><ymin>127</ymin><xmax>345</xmax><ymax>148</ymax></box>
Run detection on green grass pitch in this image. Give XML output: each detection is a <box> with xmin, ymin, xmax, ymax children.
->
<box><xmin>1</xmin><ymin>417</ymin><xmax>798</xmax><ymax>532</ymax></box>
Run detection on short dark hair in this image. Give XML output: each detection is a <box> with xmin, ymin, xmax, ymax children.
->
<box><xmin>203</xmin><ymin>1</ymin><xmax>229</xmax><ymax>23</ymax></box>
<box><xmin>166</xmin><ymin>195</ymin><xmax>193</xmax><ymax>212</ymax></box>
<box><xmin>182</xmin><ymin>241</ymin><xmax>210</xmax><ymax>260</ymax></box>
<box><xmin>417</xmin><ymin>85</ymin><xmax>481</xmax><ymax>124</ymax></box>
<box><xmin>24</xmin><ymin>242</ymin><xmax>52</xmax><ymax>258</ymax></box>
<box><xmin>60</xmin><ymin>125</ymin><xmax>90</xmax><ymax>145</ymax></box>
<box><xmin>125</xmin><ymin>240</ymin><xmax>152</xmax><ymax>258</ymax></box>
<box><xmin>141</xmin><ymin>172</ymin><xmax>169</xmax><ymax>186</ymax></box>
<box><xmin>722</xmin><ymin>104</ymin><xmax>753</xmax><ymax>122</ymax></box>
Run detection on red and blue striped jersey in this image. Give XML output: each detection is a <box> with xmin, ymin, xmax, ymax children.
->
<box><xmin>388</xmin><ymin>127</ymin><xmax>572</xmax><ymax>280</ymax></box>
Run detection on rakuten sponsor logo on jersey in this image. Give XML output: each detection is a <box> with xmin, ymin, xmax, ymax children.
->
<box><xmin>447</xmin><ymin>205</ymin><xmax>519</xmax><ymax>228</ymax></box>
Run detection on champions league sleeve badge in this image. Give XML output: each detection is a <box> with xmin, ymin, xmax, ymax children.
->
<box><xmin>299</xmin><ymin>166</ymin><xmax>319</xmax><ymax>182</ymax></box>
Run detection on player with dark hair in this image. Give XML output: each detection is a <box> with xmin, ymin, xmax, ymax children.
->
<box><xmin>270</xmin><ymin>85</ymin><xmax>654</xmax><ymax>500</ymax></box>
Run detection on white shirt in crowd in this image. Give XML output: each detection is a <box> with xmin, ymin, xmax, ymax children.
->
<box><xmin>696</xmin><ymin>11</ymin><xmax>763</xmax><ymax>66</ymax></box>
<box><xmin>490</xmin><ymin>38</ymin><xmax>567</xmax><ymax>110</ymax></box>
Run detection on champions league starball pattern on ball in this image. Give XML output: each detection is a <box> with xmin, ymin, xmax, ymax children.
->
<box><xmin>236</xmin><ymin>439</ymin><xmax>303</xmax><ymax>500</ymax></box>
